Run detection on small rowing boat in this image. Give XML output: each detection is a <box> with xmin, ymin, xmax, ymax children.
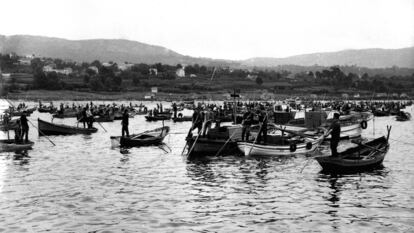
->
<box><xmin>395</xmin><ymin>112</ymin><xmax>411</xmax><ymax>121</ymax></box>
<box><xmin>315</xmin><ymin>136</ymin><xmax>390</xmax><ymax>173</ymax></box>
<box><xmin>38</xmin><ymin>118</ymin><xmax>98</xmax><ymax>135</ymax></box>
<box><xmin>172</xmin><ymin>116</ymin><xmax>192</xmax><ymax>122</ymax></box>
<box><xmin>0</xmin><ymin>139</ymin><xmax>34</xmax><ymax>152</ymax></box>
<box><xmin>110</xmin><ymin>126</ymin><xmax>170</xmax><ymax>147</ymax></box>
<box><xmin>145</xmin><ymin>114</ymin><xmax>171</xmax><ymax>121</ymax></box>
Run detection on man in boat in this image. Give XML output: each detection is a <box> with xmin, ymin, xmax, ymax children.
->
<box><xmin>121</xmin><ymin>109</ymin><xmax>129</xmax><ymax>137</ymax></box>
<box><xmin>80</xmin><ymin>107</ymin><xmax>87</xmax><ymax>128</ymax></box>
<box><xmin>241</xmin><ymin>107</ymin><xmax>254</xmax><ymax>141</ymax></box>
<box><xmin>191</xmin><ymin>108</ymin><xmax>203</xmax><ymax>135</ymax></box>
<box><xmin>14</xmin><ymin>119</ymin><xmax>22</xmax><ymax>143</ymax></box>
<box><xmin>86</xmin><ymin>108</ymin><xmax>94</xmax><ymax>128</ymax></box>
<box><xmin>172</xmin><ymin>103</ymin><xmax>178</xmax><ymax>119</ymax></box>
<box><xmin>20</xmin><ymin>112</ymin><xmax>29</xmax><ymax>142</ymax></box>
<box><xmin>329</xmin><ymin>113</ymin><xmax>341</xmax><ymax>157</ymax></box>
<box><xmin>257</xmin><ymin>108</ymin><xmax>268</xmax><ymax>144</ymax></box>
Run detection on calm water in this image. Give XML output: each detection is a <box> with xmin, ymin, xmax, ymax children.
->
<box><xmin>0</xmin><ymin>101</ymin><xmax>413</xmax><ymax>232</ymax></box>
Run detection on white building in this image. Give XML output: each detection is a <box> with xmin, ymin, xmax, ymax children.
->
<box><xmin>149</xmin><ymin>68</ymin><xmax>158</xmax><ymax>76</ymax></box>
<box><xmin>176</xmin><ymin>67</ymin><xmax>185</xmax><ymax>77</ymax></box>
<box><xmin>43</xmin><ymin>65</ymin><xmax>73</xmax><ymax>75</ymax></box>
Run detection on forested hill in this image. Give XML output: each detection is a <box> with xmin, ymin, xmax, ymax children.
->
<box><xmin>0</xmin><ymin>35</ymin><xmax>225</xmax><ymax>65</ymax></box>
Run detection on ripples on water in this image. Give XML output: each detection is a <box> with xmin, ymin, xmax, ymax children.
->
<box><xmin>0</xmin><ymin>102</ymin><xmax>413</xmax><ymax>232</ymax></box>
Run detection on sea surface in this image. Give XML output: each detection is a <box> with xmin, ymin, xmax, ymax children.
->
<box><xmin>0</xmin><ymin>101</ymin><xmax>413</xmax><ymax>232</ymax></box>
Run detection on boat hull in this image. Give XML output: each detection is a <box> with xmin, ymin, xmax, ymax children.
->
<box><xmin>186</xmin><ymin>137</ymin><xmax>240</xmax><ymax>158</ymax></box>
<box><xmin>0</xmin><ymin>140</ymin><xmax>34</xmax><ymax>152</ymax></box>
<box><xmin>237</xmin><ymin>136</ymin><xmax>323</xmax><ymax>157</ymax></box>
<box><xmin>315</xmin><ymin>136</ymin><xmax>389</xmax><ymax>173</ymax></box>
<box><xmin>111</xmin><ymin>126</ymin><xmax>170</xmax><ymax>148</ymax></box>
<box><xmin>38</xmin><ymin>118</ymin><xmax>98</xmax><ymax>135</ymax></box>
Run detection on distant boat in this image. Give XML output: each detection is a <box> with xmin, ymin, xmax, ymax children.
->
<box><xmin>38</xmin><ymin>118</ymin><xmax>98</xmax><ymax>135</ymax></box>
<box><xmin>172</xmin><ymin>116</ymin><xmax>192</xmax><ymax>122</ymax></box>
<box><xmin>395</xmin><ymin>112</ymin><xmax>411</xmax><ymax>121</ymax></box>
<box><xmin>315</xmin><ymin>136</ymin><xmax>389</xmax><ymax>173</ymax></box>
<box><xmin>110</xmin><ymin>126</ymin><xmax>170</xmax><ymax>147</ymax></box>
<box><xmin>145</xmin><ymin>114</ymin><xmax>171</xmax><ymax>121</ymax></box>
<box><xmin>52</xmin><ymin>109</ymin><xmax>78</xmax><ymax>118</ymax></box>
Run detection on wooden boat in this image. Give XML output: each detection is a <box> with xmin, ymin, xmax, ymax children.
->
<box><xmin>288</xmin><ymin>111</ymin><xmax>367</xmax><ymax>140</ymax></box>
<box><xmin>52</xmin><ymin>109</ymin><xmax>78</xmax><ymax>118</ymax></box>
<box><xmin>373</xmin><ymin>109</ymin><xmax>390</xmax><ymax>117</ymax></box>
<box><xmin>186</xmin><ymin>124</ymin><xmax>244</xmax><ymax>158</ymax></box>
<box><xmin>94</xmin><ymin>114</ymin><xmax>115</xmax><ymax>122</ymax></box>
<box><xmin>38</xmin><ymin>118</ymin><xmax>98</xmax><ymax>135</ymax></box>
<box><xmin>395</xmin><ymin>112</ymin><xmax>411</xmax><ymax>121</ymax></box>
<box><xmin>38</xmin><ymin>106</ymin><xmax>57</xmax><ymax>113</ymax></box>
<box><xmin>110</xmin><ymin>126</ymin><xmax>170</xmax><ymax>147</ymax></box>
<box><xmin>0</xmin><ymin>139</ymin><xmax>34</xmax><ymax>152</ymax></box>
<box><xmin>237</xmin><ymin>124</ymin><xmax>327</xmax><ymax>156</ymax></box>
<box><xmin>172</xmin><ymin>116</ymin><xmax>192</xmax><ymax>122</ymax></box>
<box><xmin>315</xmin><ymin>136</ymin><xmax>389</xmax><ymax>173</ymax></box>
<box><xmin>145</xmin><ymin>114</ymin><xmax>171</xmax><ymax>121</ymax></box>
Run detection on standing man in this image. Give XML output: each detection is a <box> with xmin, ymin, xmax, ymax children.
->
<box><xmin>191</xmin><ymin>108</ymin><xmax>203</xmax><ymax>135</ymax></box>
<box><xmin>329</xmin><ymin>113</ymin><xmax>341</xmax><ymax>157</ymax></box>
<box><xmin>20</xmin><ymin>111</ymin><xmax>29</xmax><ymax>142</ymax></box>
<box><xmin>173</xmin><ymin>102</ymin><xmax>178</xmax><ymax>119</ymax></box>
<box><xmin>257</xmin><ymin>108</ymin><xmax>268</xmax><ymax>144</ymax></box>
<box><xmin>121</xmin><ymin>109</ymin><xmax>129</xmax><ymax>137</ymax></box>
<box><xmin>241</xmin><ymin>107</ymin><xmax>253</xmax><ymax>141</ymax></box>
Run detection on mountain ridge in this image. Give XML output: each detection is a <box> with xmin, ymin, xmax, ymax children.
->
<box><xmin>0</xmin><ymin>34</ymin><xmax>413</xmax><ymax>68</ymax></box>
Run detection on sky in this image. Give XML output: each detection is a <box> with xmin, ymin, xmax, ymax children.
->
<box><xmin>0</xmin><ymin>0</ymin><xmax>413</xmax><ymax>60</ymax></box>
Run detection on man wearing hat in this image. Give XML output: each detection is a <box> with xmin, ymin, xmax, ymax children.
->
<box><xmin>20</xmin><ymin>111</ymin><xmax>29</xmax><ymax>142</ymax></box>
<box><xmin>329</xmin><ymin>113</ymin><xmax>341</xmax><ymax>157</ymax></box>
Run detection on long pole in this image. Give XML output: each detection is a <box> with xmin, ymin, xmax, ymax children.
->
<box><xmin>246</xmin><ymin>113</ymin><xmax>267</xmax><ymax>157</ymax></box>
<box><xmin>96</xmin><ymin>121</ymin><xmax>107</xmax><ymax>132</ymax></box>
<box><xmin>181</xmin><ymin>113</ymin><xmax>199</xmax><ymax>155</ymax></box>
<box><xmin>4</xmin><ymin>98</ymin><xmax>56</xmax><ymax>146</ymax></box>
<box><xmin>186</xmin><ymin>129</ymin><xmax>202</xmax><ymax>157</ymax></box>
<box><xmin>215</xmin><ymin>129</ymin><xmax>238</xmax><ymax>157</ymax></box>
<box><xmin>29</xmin><ymin>120</ymin><xmax>56</xmax><ymax>146</ymax></box>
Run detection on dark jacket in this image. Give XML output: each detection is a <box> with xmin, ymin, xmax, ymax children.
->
<box><xmin>122</xmin><ymin>112</ymin><xmax>129</xmax><ymax>126</ymax></box>
<box><xmin>330</xmin><ymin>119</ymin><xmax>341</xmax><ymax>142</ymax></box>
<box><xmin>20</xmin><ymin>115</ymin><xmax>29</xmax><ymax>128</ymax></box>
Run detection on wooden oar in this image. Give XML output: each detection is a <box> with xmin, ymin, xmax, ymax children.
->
<box><xmin>214</xmin><ymin>129</ymin><xmax>238</xmax><ymax>157</ymax></box>
<box><xmin>130</xmin><ymin>129</ymin><xmax>152</xmax><ymax>139</ymax></box>
<box><xmin>96</xmin><ymin>121</ymin><xmax>107</xmax><ymax>132</ymax></box>
<box><xmin>28</xmin><ymin>120</ymin><xmax>56</xmax><ymax>146</ymax></box>
<box><xmin>246</xmin><ymin>114</ymin><xmax>267</xmax><ymax>157</ymax></box>
<box><xmin>181</xmin><ymin>114</ymin><xmax>199</xmax><ymax>155</ymax></box>
<box><xmin>351</xmin><ymin>140</ymin><xmax>385</xmax><ymax>153</ymax></box>
<box><xmin>186</xmin><ymin>129</ymin><xmax>202</xmax><ymax>157</ymax></box>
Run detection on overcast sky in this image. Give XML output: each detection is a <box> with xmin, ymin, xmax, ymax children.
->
<box><xmin>0</xmin><ymin>0</ymin><xmax>413</xmax><ymax>60</ymax></box>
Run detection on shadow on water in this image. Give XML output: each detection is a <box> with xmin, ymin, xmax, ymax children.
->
<box><xmin>10</xmin><ymin>150</ymin><xmax>31</xmax><ymax>166</ymax></box>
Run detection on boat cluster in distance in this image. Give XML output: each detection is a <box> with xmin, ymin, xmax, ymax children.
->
<box><xmin>1</xmin><ymin>98</ymin><xmax>412</xmax><ymax>174</ymax></box>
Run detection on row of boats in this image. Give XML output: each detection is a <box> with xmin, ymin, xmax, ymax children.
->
<box><xmin>1</xmin><ymin>99</ymin><xmax>410</xmax><ymax>174</ymax></box>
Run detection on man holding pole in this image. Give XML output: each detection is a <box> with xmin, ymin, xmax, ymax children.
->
<box><xmin>241</xmin><ymin>107</ymin><xmax>253</xmax><ymax>141</ymax></box>
<box><xmin>257</xmin><ymin>107</ymin><xmax>268</xmax><ymax>144</ymax></box>
<box><xmin>329</xmin><ymin>113</ymin><xmax>341</xmax><ymax>157</ymax></box>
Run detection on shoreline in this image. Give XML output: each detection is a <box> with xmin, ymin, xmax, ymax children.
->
<box><xmin>3</xmin><ymin>90</ymin><xmax>412</xmax><ymax>102</ymax></box>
